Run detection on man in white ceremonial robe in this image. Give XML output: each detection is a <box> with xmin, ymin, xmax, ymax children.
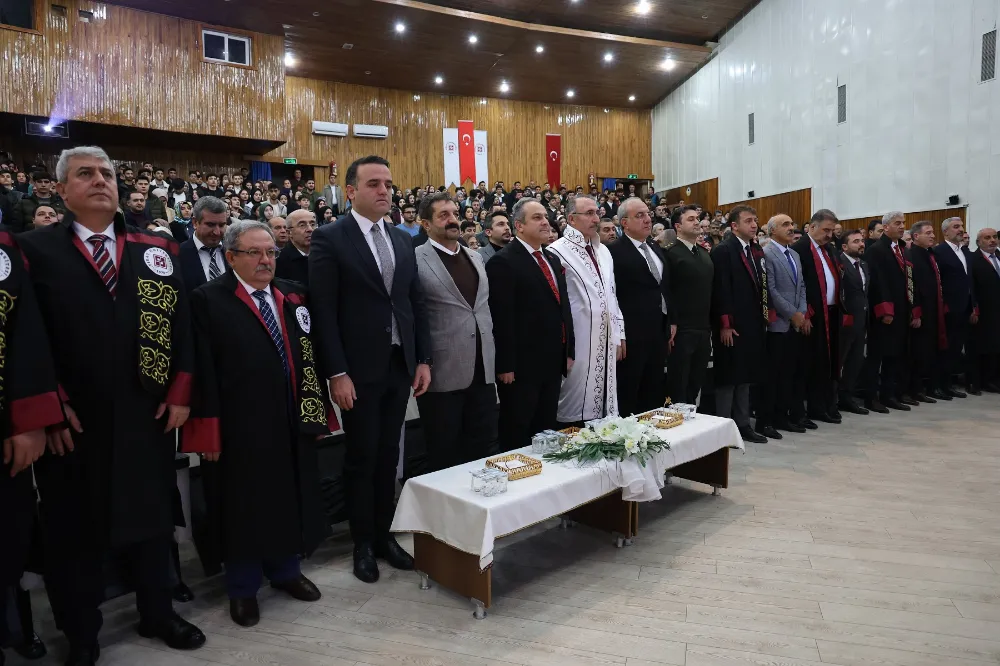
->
<box><xmin>548</xmin><ymin>194</ymin><xmax>625</xmax><ymax>425</ymax></box>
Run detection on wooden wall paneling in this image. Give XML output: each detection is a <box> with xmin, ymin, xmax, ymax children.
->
<box><xmin>659</xmin><ymin>177</ymin><xmax>718</xmax><ymax>212</ymax></box>
<box><xmin>839</xmin><ymin>208</ymin><xmax>967</xmax><ymax>244</ymax></box>
<box><xmin>721</xmin><ymin>188</ymin><xmax>813</xmax><ymax>229</ymax></box>
<box><xmin>266</xmin><ymin>77</ymin><xmax>652</xmax><ymax>190</ymax></box>
<box><xmin>0</xmin><ymin>0</ymin><xmax>286</xmax><ymax>140</ymax></box>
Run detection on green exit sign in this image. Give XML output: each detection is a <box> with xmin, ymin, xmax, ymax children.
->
<box><xmin>283</xmin><ymin>158</ymin><xmax>297</xmax><ymax>165</ymax></box>
<box><xmin>627</xmin><ymin>173</ymin><xmax>639</xmax><ymax>179</ymax></box>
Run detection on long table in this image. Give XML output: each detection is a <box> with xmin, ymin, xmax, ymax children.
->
<box><xmin>390</xmin><ymin>413</ymin><xmax>742</xmax><ymax>618</ymax></box>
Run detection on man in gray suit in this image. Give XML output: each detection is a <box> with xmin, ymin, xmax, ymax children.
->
<box><xmin>415</xmin><ymin>192</ymin><xmax>498</xmax><ymax>471</ymax></box>
<box><xmin>755</xmin><ymin>213</ymin><xmax>810</xmax><ymax>439</ymax></box>
<box><xmin>321</xmin><ymin>172</ymin><xmax>345</xmax><ymax>216</ymax></box>
<box><xmin>478</xmin><ymin>209</ymin><xmax>512</xmax><ymax>263</ymax></box>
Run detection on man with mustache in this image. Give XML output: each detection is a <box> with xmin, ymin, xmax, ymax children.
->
<box><xmin>275</xmin><ymin>209</ymin><xmax>316</xmax><ymax>286</ymax></box>
<box><xmin>182</xmin><ymin>220</ymin><xmax>335</xmax><ymax>628</ymax></box>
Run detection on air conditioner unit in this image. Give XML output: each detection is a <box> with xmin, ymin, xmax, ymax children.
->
<box><xmin>353</xmin><ymin>124</ymin><xmax>388</xmax><ymax>139</ymax></box>
<box><xmin>311</xmin><ymin>121</ymin><xmax>348</xmax><ymax>137</ymax></box>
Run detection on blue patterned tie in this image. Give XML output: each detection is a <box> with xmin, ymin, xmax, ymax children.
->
<box><xmin>253</xmin><ymin>290</ymin><xmax>288</xmax><ymax>375</ymax></box>
<box><xmin>784</xmin><ymin>248</ymin><xmax>797</xmax><ymax>285</ymax></box>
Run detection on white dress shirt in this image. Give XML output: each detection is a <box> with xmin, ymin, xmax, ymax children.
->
<box><xmin>73</xmin><ymin>221</ymin><xmax>117</xmax><ymax>265</ymax></box>
<box><xmin>193</xmin><ymin>235</ymin><xmax>224</xmax><ymax>281</ymax></box>
<box><xmin>946</xmin><ymin>240</ymin><xmax>968</xmax><ymax>273</ymax></box>
<box><xmin>844</xmin><ymin>253</ymin><xmax>866</xmax><ymax>290</ymax></box>
<box><xmin>354</xmin><ymin>212</ymin><xmax>398</xmax><ymax>274</ymax></box>
<box><xmin>428</xmin><ymin>238</ymin><xmax>460</xmax><ymax>256</ymax></box>
<box><xmin>810</xmin><ymin>236</ymin><xmax>836</xmax><ymax>305</ymax></box>
<box><xmin>234</xmin><ymin>272</ymin><xmax>277</xmax><ymax>316</ymax></box>
<box><xmin>626</xmin><ymin>234</ymin><xmax>664</xmax><ymax>276</ymax></box>
<box><xmin>984</xmin><ymin>250</ymin><xmax>1000</xmax><ymax>277</ymax></box>
<box><xmin>516</xmin><ymin>236</ymin><xmax>554</xmax><ymax>276</ymax></box>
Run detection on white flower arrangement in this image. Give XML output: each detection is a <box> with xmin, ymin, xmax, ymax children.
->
<box><xmin>544</xmin><ymin>416</ymin><xmax>670</xmax><ymax>467</ymax></box>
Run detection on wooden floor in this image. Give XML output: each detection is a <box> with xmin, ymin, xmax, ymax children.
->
<box><xmin>10</xmin><ymin>394</ymin><xmax>1000</xmax><ymax>666</ymax></box>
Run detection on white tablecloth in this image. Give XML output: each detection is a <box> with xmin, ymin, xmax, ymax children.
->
<box><xmin>390</xmin><ymin>414</ymin><xmax>743</xmax><ymax>570</ymax></box>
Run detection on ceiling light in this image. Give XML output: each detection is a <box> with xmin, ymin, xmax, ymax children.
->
<box><xmin>499</xmin><ymin>80</ymin><xmax>510</xmax><ymax>93</ymax></box>
<box><xmin>468</xmin><ymin>34</ymin><xmax>478</xmax><ymax>44</ymax></box>
<box><xmin>480</xmin><ymin>98</ymin><xmax>487</xmax><ymax>105</ymax></box>
<box><xmin>536</xmin><ymin>45</ymin><xmax>544</xmax><ymax>53</ymax></box>
<box><xmin>566</xmin><ymin>89</ymin><xmax>575</xmax><ymax>98</ymax></box>
<box><xmin>702</xmin><ymin>14</ymin><xmax>708</xmax><ymax>19</ymax></box>
<box><xmin>394</xmin><ymin>22</ymin><xmax>405</xmax><ymax>33</ymax></box>
<box><xmin>413</xmin><ymin>94</ymin><xmax>421</xmax><ymax>100</ymax></box>
<box><xmin>284</xmin><ymin>53</ymin><xmax>295</xmax><ymax>67</ymax></box>
<box><xmin>43</xmin><ymin>124</ymin><xmax>53</xmax><ymax>132</ymax></box>
<box><xmin>604</xmin><ymin>52</ymin><xmax>613</xmax><ymax>62</ymax></box>
<box><xmin>661</xmin><ymin>57</ymin><xmax>676</xmax><ymax>71</ymax></box>
<box><xmin>636</xmin><ymin>0</ymin><xmax>651</xmax><ymax>14</ymax></box>
<box><xmin>603</xmin><ymin>108</ymin><xmax>609</xmax><ymax>113</ymax></box>
<box><xmin>628</xmin><ymin>94</ymin><xmax>636</xmax><ymax>102</ymax></box>
<box><xmin>312</xmin><ymin>10</ymin><xmax>320</xmax><ymax>16</ymax></box>
<box><xmin>434</xmin><ymin>75</ymin><xmax>443</xmax><ymax>84</ymax></box>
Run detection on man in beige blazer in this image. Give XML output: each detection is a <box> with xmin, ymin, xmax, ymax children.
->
<box><xmin>414</xmin><ymin>192</ymin><xmax>498</xmax><ymax>471</ymax></box>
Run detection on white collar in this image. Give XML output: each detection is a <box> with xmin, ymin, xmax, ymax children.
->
<box><xmin>844</xmin><ymin>253</ymin><xmax>859</xmax><ymax>265</ymax></box>
<box><xmin>677</xmin><ymin>237</ymin><xmax>695</xmax><ymax>250</ymax></box>
<box><xmin>516</xmin><ymin>236</ymin><xmax>542</xmax><ymax>254</ymax></box>
<box><xmin>625</xmin><ymin>233</ymin><xmax>646</xmax><ymax>248</ymax></box>
<box><xmin>428</xmin><ymin>238</ymin><xmax>461</xmax><ymax>256</ymax></box>
<box><xmin>737</xmin><ymin>236</ymin><xmax>750</xmax><ymax>251</ymax></box>
<box><xmin>234</xmin><ymin>271</ymin><xmax>272</xmax><ymax>298</ymax></box>
<box><xmin>561</xmin><ymin>223</ymin><xmax>593</xmax><ymax>248</ymax></box>
<box><xmin>72</xmin><ymin>220</ymin><xmax>115</xmax><ymax>244</ymax></box>
<box><xmin>192</xmin><ymin>234</ymin><xmax>221</xmax><ymax>252</ymax></box>
<box><xmin>809</xmin><ymin>236</ymin><xmax>821</xmax><ymax>249</ymax></box>
<box><xmin>353</xmin><ymin>211</ymin><xmax>383</xmax><ymax>235</ymax></box>
<box><xmin>946</xmin><ymin>240</ymin><xmax>962</xmax><ymax>252</ymax></box>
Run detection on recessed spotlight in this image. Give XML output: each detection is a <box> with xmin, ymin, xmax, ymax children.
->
<box><xmin>604</xmin><ymin>52</ymin><xmax>613</xmax><ymax>62</ymax></box>
<box><xmin>312</xmin><ymin>11</ymin><xmax>320</xmax><ymax>16</ymax></box>
<box><xmin>603</xmin><ymin>108</ymin><xmax>609</xmax><ymax>113</ymax></box>
<box><xmin>284</xmin><ymin>53</ymin><xmax>295</xmax><ymax>67</ymax></box>
<box><xmin>628</xmin><ymin>94</ymin><xmax>636</xmax><ymax>102</ymax></box>
<box><xmin>536</xmin><ymin>45</ymin><xmax>544</xmax><ymax>53</ymax></box>
<box><xmin>636</xmin><ymin>0</ymin><xmax>651</xmax><ymax>15</ymax></box>
<box><xmin>480</xmin><ymin>98</ymin><xmax>487</xmax><ymax>105</ymax></box>
<box><xmin>395</xmin><ymin>22</ymin><xmax>405</xmax><ymax>33</ymax></box>
<box><xmin>413</xmin><ymin>94</ymin><xmax>421</xmax><ymax>100</ymax></box>
<box><xmin>281</xmin><ymin>24</ymin><xmax>291</xmax><ymax>29</ymax></box>
<box><xmin>660</xmin><ymin>57</ymin><xmax>676</xmax><ymax>71</ymax></box>
<box><xmin>434</xmin><ymin>75</ymin><xmax>443</xmax><ymax>84</ymax></box>
<box><xmin>365</xmin><ymin>70</ymin><xmax>371</xmax><ymax>75</ymax></box>
<box><xmin>499</xmin><ymin>80</ymin><xmax>510</xmax><ymax>93</ymax></box>
<box><xmin>566</xmin><ymin>89</ymin><xmax>575</xmax><ymax>98</ymax></box>
<box><xmin>468</xmin><ymin>34</ymin><xmax>478</xmax><ymax>44</ymax></box>
<box><xmin>702</xmin><ymin>14</ymin><xmax>708</xmax><ymax>19</ymax></box>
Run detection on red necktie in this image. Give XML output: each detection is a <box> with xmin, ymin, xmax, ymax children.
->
<box><xmin>533</xmin><ymin>250</ymin><xmax>564</xmax><ymax>342</ymax></box>
<box><xmin>88</xmin><ymin>234</ymin><xmax>118</xmax><ymax>297</ymax></box>
<box><xmin>893</xmin><ymin>243</ymin><xmax>905</xmax><ymax>270</ymax></box>
<box><xmin>585</xmin><ymin>245</ymin><xmax>602</xmax><ymax>278</ymax></box>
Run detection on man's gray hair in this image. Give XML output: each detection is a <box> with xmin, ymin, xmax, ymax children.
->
<box><xmin>566</xmin><ymin>194</ymin><xmax>596</xmax><ymax>216</ymax></box>
<box><xmin>223</xmin><ymin>220</ymin><xmax>274</xmax><ymax>252</ymax></box>
<box><xmin>618</xmin><ymin>196</ymin><xmax>644</xmax><ymax>220</ymax></box>
<box><xmin>941</xmin><ymin>216</ymin><xmax>963</xmax><ymax>233</ymax></box>
<box><xmin>766</xmin><ymin>214</ymin><xmax>785</xmax><ymax>235</ymax></box>
<box><xmin>55</xmin><ymin>146</ymin><xmax>113</xmax><ymax>183</ymax></box>
<box><xmin>511</xmin><ymin>197</ymin><xmax>536</xmax><ymax>226</ymax></box>
<box><xmin>193</xmin><ymin>195</ymin><xmax>228</xmax><ymax>221</ymax></box>
<box><xmin>882</xmin><ymin>210</ymin><xmax>905</xmax><ymax>225</ymax></box>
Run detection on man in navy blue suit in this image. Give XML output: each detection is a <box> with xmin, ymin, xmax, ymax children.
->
<box><xmin>930</xmin><ymin>216</ymin><xmax>975</xmax><ymax>399</ymax></box>
<box><xmin>178</xmin><ymin>196</ymin><xmax>229</xmax><ymax>295</ymax></box>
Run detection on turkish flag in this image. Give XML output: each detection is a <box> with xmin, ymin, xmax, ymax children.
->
<box><xmin>546</xmin><ymin>134</ymin><xmax>561</xmax><ymax>188</ymax></box>
<box><xmin>458</xmin><ymin>120</ymin><xmax>476</xmax><ymax>185</ymax></box>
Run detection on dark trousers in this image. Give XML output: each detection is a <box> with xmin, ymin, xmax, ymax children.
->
<box><xmin>340</xmin><ymin>346</ymin><xmax>411</xmax><ymax>544</ymax></box>
<box><xmin>43</xmin><ymin>535</ymin><xmax>172</xmax><ymax>648</ymax></box>
<box><xmin>805</xmin><ymin>306</ymin><xmax>838</xmax><ymax>417</ymax></box>
<box><xmin>225</xmin><ymin>556</ymin><xmax>299</xmax><ymax>599</ymax></box>
<box><xmin>416</xmin><ymin>381</ymin><xmax>499</xmax><ymax>472</ymax></box>
<box><xmin>666</xmin><ymin>328</ymin><xmax>711</xmax><ymax>405</ymax></box>
<box><xmin>497</xmin><ymin>375</ymin><xmax>560</xmax><ymax>452</ymax></box>
<box><xmin>863</xmin><ymin>349</ymin><xmax>899</xmax><ymax>402</ymax></box>
<box><xmin>715</xmin><ymin>383</ymin><xmax>751</xmax><ymax>429</ymax></box>
<box><xmin>617</xmin><ymin>335</ymin><xmax>667</xmax><ymax>417</ymax></box>
<box><xmin>755</xmin><ymin>330</ymin><xmax>803</xmax><ymax>428</ymax></box>
<box><xmin>940</xmin><ymin>313</ymin><xmax>969</xmax><ymax>389</ymax></box>
<box><xmin>838</xmin><ymin>315</ymin><xmax>867</xmax><ymax>402</ymax></box>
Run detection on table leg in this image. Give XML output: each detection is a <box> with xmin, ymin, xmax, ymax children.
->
<box><xmin>566</xmin><ymin>491</ymin><xmax>637</xmax><ymax>538</ymax></box>
<box><xmin>668</xmin><ymin>447</ymin><xmax>729</xmax><ymax>491</ymax></box>
<box><xmin>413</xmin><ymin>533</ymin><xmax>492</xmax><ymax>609</ymax></box>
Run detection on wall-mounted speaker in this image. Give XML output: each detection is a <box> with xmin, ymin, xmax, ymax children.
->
<box><xmin>748</xmin><ymin>190</ymin><xmax>755</xmax><ymax>198</ymax></box>
<box><xmin>947</xmin><ymin>194</ymin><xmax>960</xmax><ymax>205</ymax></box>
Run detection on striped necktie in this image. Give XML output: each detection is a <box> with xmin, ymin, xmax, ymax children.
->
<box><xmin>202</xmin><ymin>245</ymin><xmax>222</xmax><ymax>280</ymax></box>
<box><xmin>88</xmin><ymin>234</ymin><xmax>118</xmax><ymax>297</ymax></box>
<box><xmin>252</xmin><ymin>290</ymin><xmax>288</xmax><ymax>375</ymax></box>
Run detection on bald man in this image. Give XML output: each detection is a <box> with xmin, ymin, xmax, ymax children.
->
<box><xmin>275</xmin><ymin>209</ymin><xmax>316</xmax><ymax>286</ymax></box>
<box><xmin>968</xmin><ymin>228</ymin><xmax>1000</xmax><ymax>393</ymax></box>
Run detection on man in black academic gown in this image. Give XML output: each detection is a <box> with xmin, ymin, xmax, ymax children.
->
<box><xmin>275</xmin><ymin>209</ymin><xmax>316</xmax><ymax>286</ymax></box>
<box><xmin>0</xmin><ymin>228</ymin><xmax>64</xmax><ymax>666</ymax></box>
<box><xmin>488</xmin><ymin>198</ymin><xmax>575</xmax><ymax>450</ymax></box>
<box><xmin>710</xmin><ymin>205</ymin><xmax>769</xmax><ymax>443</ymax></box>
<box><xmin>906</xmin><ymin>221</ymin><xmax>948</xmax><ymax>403</ymax></box>
<box><xmin>19</xmin><ymin>146</ymin><xmax>205</xmax><ymax>666</ymax></box>
<box><xmin>309</xmin><ymin>155</ymin><xmax>432</xmax><ymax>584</ymax></box>
<box><xmin>183</xmin><ymin>220</ymin><xmax>334</xmax><ymax>628</ymax></box>
<box><xmin>861</xmin><ymin>211</ymin><xmax>913</xmax><ymax>412</ymax></box>
<box><xmin>967</xmin><ymin>228</ymin><xmax>1000</xmax><ymax>393</ymax></box>
<box><xmin>178</xmin><ymin>196</ymin><xmax>229</xmax><ymax>295</ymax></box>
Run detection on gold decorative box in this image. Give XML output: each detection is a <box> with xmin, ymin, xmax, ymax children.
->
<box><xmin>486</xmin><ymin>453</ymin><xmax>543</xmax><ymax>481</ymax></box>
<box><xmin>558</xmin><ymin>426</ymin><xmax>582</xmax><ymax>437</ymax></box>
<box><xmin>637</xmin><ymin>408</ymin><xmax>685</xmax><ymax>430</ymax></box>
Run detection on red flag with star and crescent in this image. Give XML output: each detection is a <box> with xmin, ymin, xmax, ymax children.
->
<box><xmin>458</xmin><ymin>120</ymin><xmax>476</xmax><ymax>185</ymax></box>
<box><xmin>546</xmin><ymin>133</ymin><xmax>561</xmax><ymax>187</ymax></box>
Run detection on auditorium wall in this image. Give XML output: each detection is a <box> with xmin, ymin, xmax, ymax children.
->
<box><xmin>651</xmin><ymin>0</ymin><xmax>998</xmax><ymax>235</ymax></box>
<box><xmin>264</xmin><ymin>77</ymin><xmax>652</xmax><ymax>189</ymax></box>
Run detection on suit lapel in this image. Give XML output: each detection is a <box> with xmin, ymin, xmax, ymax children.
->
<box><xmin>769</xmin><ymin>242</ymin><xmax>795</xmax><ymax>283</ymax></box>
<box><xmin>514</xmin><ymin>240</ymin><xmax>559</xmax><ymax>303</ymax></box>
<box><xmin>421</xmin><ymin>244</ymin><xmax>468</xmax><ymax>306</ymax></box>
<box><xmin>344</xmin><ymin>213</ymin><xmax>388</xmax><ymax>294</ymax></box>
<box><xmin>625</xmin><ymin>238</ymin><xmax>657</xmax><ymax>285</ymax></box>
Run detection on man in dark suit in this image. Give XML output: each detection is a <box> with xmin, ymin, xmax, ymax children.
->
<box><xmin>487</xmin><ymin>198</ymin><xmax>574</xmax><ymax>451</ymax></box>
<box><xmin>609</xmin><ymin>199</ymin><xmax>670</xmax><ymax>416</ymax></box>
<box><xmin>792</xmin><ymin>209</ymin><xmax>842</xmax><ymax>424</ymax></box>
<box><xmin>710</xmin><ymin>205</ymin><xmax>768</xmax><ymax>443</ymax></box>
<box><xmin>906</xmin><ymin>221</ymin><xmax>948</xmax><ymax>403</ymax></box>
<box><xmin>968</xmin><ymin>228</ymin><xmax>1000</xmax><ymax>393</ymax></box>
<box><xmin>862</xmin><ymin>212</ymin><xmax>913</xmax><ymax>412</ymax></box>
<box><xmin>837</xmin><ymin>229</ymin><xmax>871</xmax><ymax>414</ymax></box>
<box><xmin>931</xmin><ymin>217</ymin><xmax>974</xmax><ymax>399</ymax></box>
<box><xmin>275</xmin><ymin>209</ymin><xmax>315</xmax><ymax>286</ymax></box>
<box><xmin>178</xmin><ymin>196</ymin><xmax>229</xmax><ymax>294</ymax></box>
<box><xmin>864</xmin><ymin>219</ymin><xmax>883</xmax><ymax>250</ymax></box>
<box><xmin>661</xmin><ymin>205</ymin><xmax>714</xmax><ymax>406</ymax></box>
<box><xmin>308</xmin><ymin>155</ymin><xmax>432</xmax><ymax>584</ymax></box>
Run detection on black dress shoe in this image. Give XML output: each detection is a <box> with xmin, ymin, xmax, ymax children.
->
<box><xmin>865</xmin><ymin>399</ymin><xmax>890</xmax><ymax>414</ymax></box>
<box><xmin>739</xmin><ymin>427</ymin><xmax>767</xmax><ymax>444</ymax></box>
<box><xmin>797</xmin><ymin>418</ymin><xmax>818</xmax><ymax>430</ymax></box>
<box><xmin>756</xmin><ymin>425</ymin><xmax>783</xmax><ymax>440</ymax></box>
<box><xmin>808</xmin><ymin>413</ymin><xmax>840</xmax><ymax>424</ymax></box>
<box><xmin>929</xmin><ymin>389</ymin><xmax>952</xmax><ymax>401</ymax></box>
<box><xmin>374</xmin><ymin>537</ymin><xmax>415</xmax><ymax>571</ymax></box>
<box><xmin>775</xmin><ymin>421</ymin><xmax>806</xmax><ymax>433</ymax></box>
<box><xmin>64</xmin><ymin>645</ymin><xmax>100</xmax><ymax>666</ymax></box>
<box><xmin>984</xmin><ymin>382</ymin><xmax>1000</xmax><ymax>393</ymax></box>
<box><xmin>271</xmin><ymin>575</ymin><xmax>321</xmax><ymax>602</ymax></box>
<box><xmin>967</xmin><ymin>386</ymin><xmax>983</xmax><ymax>396</ymax></box>
<box><xmin>353</xmin><ymin>543</ymin><xmax>380</xmax><ymax>583</ymax></box>
<box><xmin>14</xmin><ymin>633</ymin><xmax>47</xmax><ymax>660</ymax></box>
<box><xmin>946</xmin><ymin>387</ymin><xmax>967</xmax><ymax>398</ymax></box>
<box><xmin>914</xmin><ymin>393</ymin><xmax>936</xmax><ymax>404</ymax></box>
<box><xmin>229</xmin><ymin>598</ymin><xmax>260</xmax><ymax>627</ymax></box>
<box><xmin>172</xmin><ymin>582</ymin><xmax>194</xmax><ymax>603</ymax></box>
<box><xmin>899</xmin><ymin>395</ymin><xmax>919</xmax><ymax>406</ymax></box>
<box><xmin>838</xmin><ymin>401</ymin><xmax>869</xmax><ymax>415</ymax></box>
<box><xmin>136</xmin><ymin>612</ymin><xmax>206</xmax><ymax>650</ymax></box>
<box><xmin>882</xmin><ymin>397</ymin><xmax>911</xmax><ymax>411</ymax></box>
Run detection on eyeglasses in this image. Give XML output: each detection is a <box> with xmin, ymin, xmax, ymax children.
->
<box><xmin>231</xmin><ymin>248</ymin><xmax>278</xmax><ymax>259</ymax></box>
